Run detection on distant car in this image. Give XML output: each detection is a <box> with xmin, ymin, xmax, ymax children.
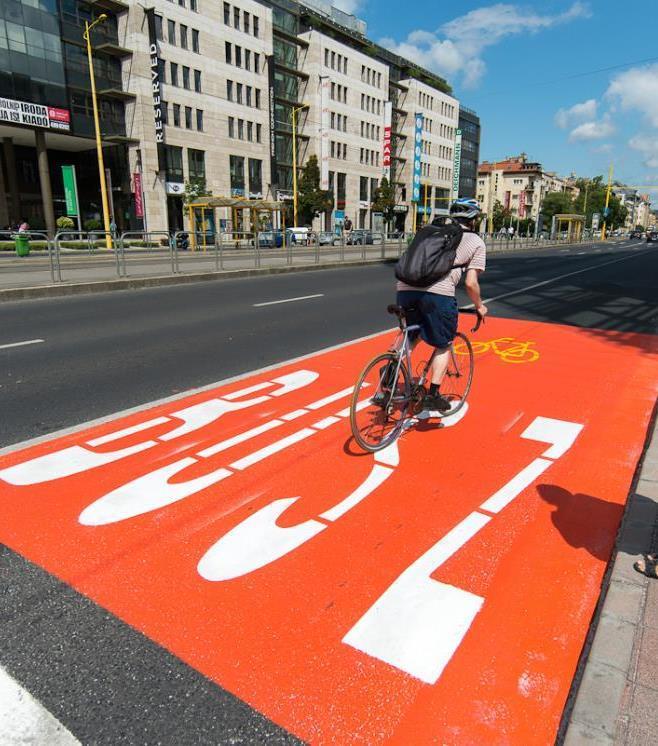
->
<box><xmin>347</xmin><ymin>229</ymin><xmax>374</xmax><ymax>245</ymax></box>
<box><xmin>317</xmin><ymin>231</ymin><xmax>338</xmax><ymax>246</ymax></box>
<box><xmin>646</xmin><ymin>231</ymin><xmax>658</xmax><ymax>243</ymax></box>
<box><xmin>630</xmin><ymin>230</ymin><xmax>643</xmax><ymax>239</ymax></box>
<box><xmin>257</xmin><ymin>230</ymin><xmax>284</xmax><ymax>248</ymax></box>
<box><xmin>287</xmin><ymin>227</ymin><xmax>310</xmax><ymax>245</ymax></box>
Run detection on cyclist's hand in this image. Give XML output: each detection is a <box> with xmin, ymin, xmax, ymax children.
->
<box><xmin>477</xmin><ymin>303</ymin><xmax>488</xmax><ymax>318</ymax></box>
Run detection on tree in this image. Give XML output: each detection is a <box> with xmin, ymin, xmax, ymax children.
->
<box><xmin>572</xmin><ymin>177</ymin><xmax>627</xmax><ymax>229</ymax></box>
<box><xmin>540</xmin><ymin>191</ymin><xmax>574</xmax><ymax>223</ymax></box>
<box><xmin>297</xmin><ymin>155</ymin><xmax>334</xmax><ymax>226</ymax></box>
<box><xmin>183</xmin><ymin>177</ymin><xmax>212</xmax><ymax>207</ymax></box>
<box><xmin>370</xmin><ymin>177</ymin><xmax>396</xmax><ymax>230</ymax></box>
<box><xmin>491</xmin><ymin>200</ymin><xmax>511</xmax><ymax>231</ymax></box>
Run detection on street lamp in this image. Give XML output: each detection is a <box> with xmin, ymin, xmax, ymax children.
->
<box><xmin>83</xmin><ymin>14</ymin><xmax>113</xmax><ymax>250</ymax></box>
<box><xmin>291</xmin><ymin>103</ymin><xmax>308</xmax><ymax>227</ymax></box>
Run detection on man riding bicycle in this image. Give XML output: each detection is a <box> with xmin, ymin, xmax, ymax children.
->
<box><xmin>396</xmin><ymin>197</ymin><xmax>488</xmax><ymax>413</ymax></box>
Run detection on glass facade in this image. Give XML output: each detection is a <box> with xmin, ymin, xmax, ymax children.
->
<box><xmin>458</xmin><ymin>109</ymin><xmax>481</xmax><ymax>199</ymax></box>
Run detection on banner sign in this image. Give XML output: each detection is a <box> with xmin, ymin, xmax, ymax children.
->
<box><xmin>0</xmin><ymin>96</ymin><xmax>70</xmax><ymax>131</ymax></box>
<box><xmin>267</xmin><ymin>55</ymin><xmax>278</xmax><ymax>189</ymax></box>
<box><xmin>518</xmin><ymin>189</ymin><xmax>526</xmax><ymax>219</ymax></box>
<box><xmin>145</xmin><ymin>8</ymin><xmax>166</xmax><ymax>172</ymax></box>
<box><xmin>61</xmin><ymin>165</ymin><xmax>79</xmax><ymax>217</ymax></box>
<box><xmin>591</xmin><ymin>213</ymin><xmax>600</xmax><ymax>231</ymax></box>
<box><xmin>412</xmin><ymin>113</ymin><xmax>423</xmax><ymax>203</ymax></box>
<box><xmin>451</xmin><ymin>128</ymin><xmax>462</xmax><ymax>201</ymax></box>
<box><xmin>504</xmin><ymin>190</ymin><xmax>511</xmax><ymax>210</ymax></box>
<box><xmin>320</xmin><ymin>76</ymin><xmax>330</xmax><ymax>190</ymax></box>
<box><xmin>382</xmin><ymin>101</ymin><xmax>392</xmax><ymax>180</ymax></box>
<box><xmin>133</xmin><ymin>172</ymin><xmax>144</xmax><ymax>218</ymax></box>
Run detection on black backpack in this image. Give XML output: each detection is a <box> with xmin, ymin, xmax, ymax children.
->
<box><xmin>395</xmin><ymin>221</ymin><xmax>467</xmax><ymax>287</ymax></box>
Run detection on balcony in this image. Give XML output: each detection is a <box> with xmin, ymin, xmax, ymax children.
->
<box><xmin>96</xmin><ymin>41</ymin><xmax>132</xmax><ymax>58</ymax></box>
<box><xmin>98</xmin><ymin>87</ymin><xmax>136</xmax><ymax>101</ymax></box>
<box><xmin>87</xmin><ymin>0</ymin><xmax>129</xmax><ymax>13</ymax></box>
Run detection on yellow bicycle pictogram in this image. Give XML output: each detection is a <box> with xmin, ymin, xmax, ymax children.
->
<box><xmin>454</xmin><ymin>337</ymin><xmax>540</xmax><ymax>364</ymax></box>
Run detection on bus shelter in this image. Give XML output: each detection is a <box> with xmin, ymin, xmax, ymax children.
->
<box><xmin>551</xmin><ymin>214</ymin><xmax>585</xmax><ymax>241</ymax></box>
<box><xmin>187</xmin><ymin>197</ymin><xmax>285</xmax><ymax>249</ymax></box>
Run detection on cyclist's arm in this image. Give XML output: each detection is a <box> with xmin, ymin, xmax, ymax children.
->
<box><xmin>465</xmin><ymin>268</ymin><xmax>488</xmax><ymax>317</ymax></box>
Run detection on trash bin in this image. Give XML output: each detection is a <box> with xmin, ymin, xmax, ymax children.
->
<box><xmin>14</xmin><ymin>234</ymin><xmax>30</xmax><ymax>257</ymax></box>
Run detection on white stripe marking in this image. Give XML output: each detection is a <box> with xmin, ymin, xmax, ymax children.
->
<box><xmin>311</xmin><ymin>415</ymin><xmax>341</xmax><ymax>430</ymax></box>
<box><xmin>253</xmin><ymin>293</ymin><xmax>324</xmax><ymax>307</ymax></box>
<box><xmin>198</xmin><ymin>420</ymin><xmax>284</xmax><ymax>458</ymax></box>
<box><xmin>0</xmin><ymin>339</ymin><xmax>44</xmax><ymax>350</ymax></box>
<box><xmin>336</xmin><ymin>398</ymin><xmax>370</xmax><ymax>417</ymax></box>
<box><xmin>87</xmin><ymin>417</ymin><xmax>170</xmax><ymax>447</ymax></box>
<box><xmin>479</xmin><ymin>457</ymin><xmax>552</xmax><ymax>514</ymax></box>
<box><xmin>229</xmin><ymin>428</ymin><xmax>317</xmax><ymax>471</ymax></box>
<box><xmin>307</xmin><ymin>386</ymin><xmax>354</xmax><ymax>410</ymax></box>
<box><xmin>281</xmin><ymin>408</ymin><xmax>309</xmax><ymax>421</ymax></box>
<box><xmin>521</xmin><ymin>416</ymin><xmax>584</xmax><ymax>459</ymax></box>
<box><xmin>222</xmin><ymin>382</ymin><xmax>273</xmax><ymax>400</ymax></box>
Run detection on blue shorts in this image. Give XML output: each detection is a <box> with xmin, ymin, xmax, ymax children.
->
<box><xmin>397</xmin><ymin>291</ymin><xmax>458</xmax><ymax>349</ymax></box>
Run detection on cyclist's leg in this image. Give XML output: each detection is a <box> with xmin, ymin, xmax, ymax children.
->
<box><xmin>418</xmin><ymin>294</ymin><xmax>459</xmax><ymax>411</ymax></box>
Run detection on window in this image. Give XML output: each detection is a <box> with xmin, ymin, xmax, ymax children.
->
<box><xmin>253</xmin><ymin>16</ymin><xmax>259</xmax><ymax>37</ymax></box>
<box><xmin>225</xmin><ymin>42</ymin><xmax>232</xmax><ymax>64</ymax></box>
<box><xmin>196</xmin><ymin>109</ymin><xmax>203</xmax><ymax>131</ymax></box>
<box><xmin>228</xmin><ymin>117</ymin><xmax>235</xmax><ymax>138</ymax></box>
<box><xmin>360</xmin><ymin>176</ymin><xmax>368</xmax><ymax>201</ymax></box>
<box><xmin>190</xmin><ymin>0</ymin><xmax>197</xmax><ymax>10</ymax></box>
<box><xmin>233</xmin><ymin>7</ymin><xmax>240</xmax><ymax>29</ymax></box>
<box><xmin>254</xmin><ymin>53</ymin><xmax>260</xmax><ymax>72</ymax></box>
<box><xmin>255</xmin><ymin>89</ymin><xmax>261</xmax><ymax>108</ymax></box>
<box><xmin>256</xmin><ymin>123</ymin><xmax>262</xmax><ymax>143</ymax></box>
<box><xmin>331</xmin><ymin>51</ymin><xmax>335</xmax><ymax>69</ymax></box>
<box><xmin>247</xmin><ymin>121</ymin><xmax>253</xmax><ymax>141</ymax></box>
<box><xmin>235</xmin><ymin>46</ymin><xmax>242</xmax><ymax>67</ymax></box>
<box><xmin>237</xmin><ymin>119</ymin><xmax>244</xmax><ymax>139</ymax></box>
<box><xmin>170</xmin><ymin>62</ymin><xmax>179</xmax><ymax>86</ymax></box>
<box><xmin>165</xmin><ymin>145</ymin><xmax>183</xmax><ymax>180</ymax></box>
<box><xmin>248</xmin><ymin>159</ymin><xmax>262</xmax><ymax>195</ymax></box>
<box><xmin>236</xmin><ymin>83</ymin><xmax>243</xmax><ymax>104</ymax></box>
<box><xmin>230</xmin><ymin>155</ymin><xmax>245</xmax><ymax>195</ymax></box>
<box><xmin>188</xmin><ymin>148</ymin><xmax>205</xmax><ymax>179</ymax></box>
<box><xmin>182</xmin><ymin>66</ymin><xmax>190</xmax><ymax>89</ymax></box>
<box><xmin>325</xmin><ymin>49</ymin><xmax>329</xmax><ymax>67</ymax></box>
<box><xmin>194</xmin><ymin>69</ymin><xmax>201</xmax><ymax>92</ymax></box>
<box><xmin>246</xmin><ymin>86</ymin><xmax>252</xmax><ymax>106</ymax></box>
<box><xmin>244</xmin><ymin>11</ymin><xmax>250</xmax><ymax>34</ymax></box>
<box><xmin>227</xmin><ymin>80</ymin><xmax>233</xmax><ymax>101</ymax></box>
<box><xmin>192</xmin><ymin>29</ymin><xmax>199</xmax><ymax>53</ymax></box>
<box><xmin>331</xmin><ymin>141</ymin><xmax>335</xmax><ymax>158</ymax></box>
<box><xmin>178</xmin><ymin>0</ymin><xmax>185</xmax><ymax>6</ymax></box>
<box><xmin>161</xmin><ymin>101</ymin><xmax>168</xmax><ymax>125</ymax></box>
<box><xmin>185</xmin><ymin>106</ymin><xmax>192</xmax><ymax>129</ymax></box>
<box><xmin>173</xmin><ymin>104</ymin><xmax>180</xmax><ymax>127</ymax></box>
<box><xmin>168</xmin><ymin>20</ymin><xmax>176</xmax><ymax>44</ymax></box>
<box><xmin>223</xmin><ymin>2</ymin><xmax>230</xmax><ymax>24</ymax></box>
<box><xmin>154</xmin><ymin>14</ymin><xmax>164</xmax><ymax>40</ymax></box>
<box><xmin>158</xmin><ymin>58</ymin><xmax>166</xmax><ymax>84</ymax></box>
<box><xmin>180</xmin><ymin>25</ymin><xmax>188</xmax><ymax>50</ymax></box>
<box><xmin>245</xmin><ymin>49</ymin><xmax>251</xmax><ymax>71</ymax></box>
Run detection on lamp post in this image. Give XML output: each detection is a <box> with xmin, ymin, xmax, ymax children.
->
<box><xmin>83</xmin><ymin>14</ymin><xmax>113</xmax><ymax>250</ymax></box>
<box><xmin>291</xmin><ymin>103</ymin><xmax>308</xmax><ymax>227</ymax></box>
<box><xmin>601</xmin><ymin>164</ymin><xmax>614</xmax><ymax>241</ymax></box>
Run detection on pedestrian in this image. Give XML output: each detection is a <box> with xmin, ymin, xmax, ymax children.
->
<box><xmin>18</xmin><ymin>218</ymin><xmax>30</xmax><ymax>233</ymax></box>
<box><xmin>508</xmin><ymin>225</ymin><xmax>515</xmax><ymax>239</ymax></box>
<box><xmin>634</xmin><ymin>554</ymin><xmax>657</xmax><ymax>578</ymax></box>
<box><xmin>110</xmin><ymin>219</ymin><xmax>117</xmax><ymax>238</ymax></box>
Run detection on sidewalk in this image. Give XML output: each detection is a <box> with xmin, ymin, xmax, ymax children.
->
<box><xmin>563</xmin><ymin>409</ymin><xmax>658</xmax><ymax>745</ymax></box>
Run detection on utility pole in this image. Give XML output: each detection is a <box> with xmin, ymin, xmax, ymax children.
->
<box><xmin>601</xmin><ymin>164</ymin><xmax>614</xmax><ymax>241</ymax></box>
<box><xmin>292</xmin><ymin>104</ymin><xmax>308</xmax><ymax>227</ymax></box>
<box><xmin>84</xmin><ymin>15</ymin><xmax>112</xmax><ymax>250</ymax></box>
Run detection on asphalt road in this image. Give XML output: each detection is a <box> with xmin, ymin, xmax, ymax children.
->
<box><xmin>1</xmin><ymin>238</ymin><xmax>657</xmax><ymax>744</ymax></box>
<box><xmin>1</xmin><ymin>239</ymin><xmax>656</xmax><ymax>449</ymax></box>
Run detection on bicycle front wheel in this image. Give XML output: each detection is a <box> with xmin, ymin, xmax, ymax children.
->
<box><xmin>350</xmin><ymin>352</ymin><xmax>411</xmax><ymax>452</ymax></box>
<box><xmin>442</xmin><ymin>332</ymin><xmax>474</xmax><ymax>414</ymax></box>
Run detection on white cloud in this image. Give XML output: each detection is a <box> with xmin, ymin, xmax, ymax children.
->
<box><xmin>381</xmin><ymin>2</ymin><xmax>591</xmax><ymax>88</ymax></box>
<box><xmin>606</xmin><ymin>64</ymin><xmax>658</xmax><ymax>127</ymax></box>
<box><xmin>568</xmin><ymin>117</ymin><xmax>615</xmax><ymax>142</ymax></box>
<box><xmin>555</xmin><ymin>99</ymin><xmax>597</xmax><ymax>129</ymax></box>
<box><xmin>629</xmin><ymin>134</ymin><xmax>658</xmax><ymax>169</ymax></box>
<box><xmin>592</xmin><ymin>143</ymin><xmax>613</xmax><ymax>154</ymax></box>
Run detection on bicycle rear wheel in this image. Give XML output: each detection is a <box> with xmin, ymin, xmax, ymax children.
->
<box><xmin>441</xmin><ymin>332</ymin><xmax>474</xmax><ymax>414</ymax></box>
<box><xmin>350</xmin><ymin>352</ymin><xmax>411</xmax><ymax>452</ymax></box>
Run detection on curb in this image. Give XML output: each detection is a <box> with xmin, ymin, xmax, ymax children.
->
<box><xmin>0</xmin><ymin>257</ymin><xmax>396</xmax><ymax>303</ymax></box>
<box><xmin>560</xmin><ymin>399</ymin><xmax>658</xmax><ymax>744</ymax></box>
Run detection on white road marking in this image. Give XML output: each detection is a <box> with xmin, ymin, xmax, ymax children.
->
<box><xmin>311</xmin><ymin>415</ymin><xmax>342</xmax><ymax>430</ymax></box>
<box><xmin>479</xmin><ymin>458</ymin><xmax>553</xmax><ymax>514</ymax></box>
<box><xmin>307</xmin><ymin>386</ymin><xmax>355</xmax><ymax>410</ymax></box>
<box><xmin>521</xmin><ymin>416</ymin><xmax>584</xmax><ymax>459</ymax></box>
<box><xmin>0</xmin><ymin>338</ymin><xmax>44</xmax><ymax>351</ymax></box>
<box><xmin>198</xmin><ymin>420</ymin><xmax>284</xmax><ymax>458</ymax></box>
<box><xmin>462</xmin><ymin>245</ymin><xmax>649</xmax><ymax>308</ymax></box>
<box><xmin>0</xmin><ymin>666</ymin><xmax>80</xmax><ymax>745</ymax></box>
<box><xmin>281</xmin><ymin>408</ymin><xmax>308</xmax><ymax>421</ymax></box>
<box><xmin>229</xmin><ymin>428</ymin><xmax>317</xmax><ymax>471</ymax></box>
<box><xmin>253</xmin><ymin>293</ymin><xmax>324</xmax><ymax>307</ymax></box>
<box><xmin>87</xmin><ymin>417</ymin><xmax>171</xmax><ymax>447</ymax></box>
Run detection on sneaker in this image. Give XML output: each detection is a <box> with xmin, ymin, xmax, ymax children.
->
<box><xmin>422</xmin><ymin>392</ymin><xmax>452</xmax><ymax>413</ymax></box>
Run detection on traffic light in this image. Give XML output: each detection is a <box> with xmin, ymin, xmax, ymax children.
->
<box><xmin>176</xmin><ymin>232</ymin><xmax>189</xmax><ymax>250</ymax></box>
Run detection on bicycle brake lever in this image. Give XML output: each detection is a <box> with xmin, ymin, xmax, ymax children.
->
<box><xmin>471</xmin><ymin>314</ymin><xmax>484</xmax><ymax>333</ymax></box>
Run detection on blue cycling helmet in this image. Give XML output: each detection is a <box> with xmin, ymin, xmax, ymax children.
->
<box><xmin>449</xmin><ymin>197</ymin><xmax>482</xmax><ymax>220</ymax></box>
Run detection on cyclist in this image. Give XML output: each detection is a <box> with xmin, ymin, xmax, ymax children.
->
<box><xmin>396</xmin><ymin>197</ymin><xmax>488</xmax><ymax>413</ymax></box>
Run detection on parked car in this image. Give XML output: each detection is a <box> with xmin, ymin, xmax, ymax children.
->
<box><xmin>646</xmin><ymin>231</ymin><xmax>658</xmax><ymax>243</ymax></box>
<box><xmin>630</xmin><ymin>230</ymin><xmax>643</xmax><ymax>239</ymax></box>
<box><xmin>346</xmin><ymin>229</ymin><xmax>374</xmax><ymax>245</ymax></box>
<box><xmin>257</xmin><ymin>229</ymin><xmax>296</xmax><ymax>248</ymax></box>
<box><xmin>317</xmin><ymin>231</ymin><xmax>339</xmax><ymax>246</ymax></box>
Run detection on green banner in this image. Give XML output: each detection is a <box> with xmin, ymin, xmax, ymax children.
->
<box><xmin>61</xmin><ymin>165</ymin><xmax>78</xmax><ymax>216</ymax></box>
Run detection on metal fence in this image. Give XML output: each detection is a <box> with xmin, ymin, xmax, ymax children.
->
<box><xmin>0</xmin><ymin>228</ymin><xmax>589</xmax><ymax>291</ymax></box>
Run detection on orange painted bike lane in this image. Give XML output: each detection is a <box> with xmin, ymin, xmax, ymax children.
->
<box><xmin>1</xmin><ymin>316</ymin><xmax>657</xmax><ymax>744</ymax></box>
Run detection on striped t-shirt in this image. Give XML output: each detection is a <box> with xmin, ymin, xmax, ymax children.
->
<box><xmin>396</xmin><ymin>231</ymin><xmax>487</xmax><ymax>297</ymax></box>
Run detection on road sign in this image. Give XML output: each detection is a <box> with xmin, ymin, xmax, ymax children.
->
<box><xmin>61</xmin><ymin>165</ymin><xmax>81</xmax><ymax>231</ymax></box>
<box><xmin>591</xmin><ymin>213</ymin><xmax>600</xmax><ymax>231</ymax></box>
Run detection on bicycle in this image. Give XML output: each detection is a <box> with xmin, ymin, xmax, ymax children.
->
<box><xmin>458</xmin><ymin>337</ymin><xmax>539</xmax><ymax>364</ymax></box>
<box><xmin>349</xmin><ymin>305</ymin><xmax>483</xmax><ymax>452</ymax></box>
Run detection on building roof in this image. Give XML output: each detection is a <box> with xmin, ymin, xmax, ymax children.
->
<box><xmin>478</xmin><ymin>155</ymin><xmax>543</xmax><ymax>175</ymax></box>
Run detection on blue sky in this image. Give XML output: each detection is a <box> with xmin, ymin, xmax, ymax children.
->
<box><xmin>335</xmin><ymin>0</ymin><xmax>658</xmax><ymax>195</ymax></box>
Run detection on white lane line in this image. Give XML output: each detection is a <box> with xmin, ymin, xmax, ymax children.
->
<box><xmin>87</xmin><ymin>417</ymin><xmax>171</xmax><ymax>447</ymax></box>
<box><xmin>198</xmin><ymin>420</ymin><xmax>284</xmax><ymax>458</ymax></box>
<box><xmin>462</xmin><ymin>245</ymin><xmax>649</xmax><ymax>308</ymax></box>
<box><xmin>0</xmin><ymin>338</ymin><xmax>44</xmax><ymax>351</ymax></box>
<box><xmin>0</xmin><ymin>666</ymin><xmax>80</xmax><ymax>745</ymax></box>
<box><xmin>281</xmin><ymin>408</ymin><xmax>308</xmax><ymax>421</ymax></box>
<box><xmin>307</xmin><ymin>386</ymin><xmax>355</xmax><ymax>410</ymax></box>
<box><xmin>229</xmin><ymin>428</ymin><xmax>317</xmax><ymax>470</ymax></box>
<box><xmin>479</xmin><ymin>457</ymin><xmax>552</xmax><ymax>514</ymax></box>
<box><xmin>312</xmin><ymin>415</ymin><xmax>341</xmax><ymax>430</ymax></box>
<box><xmin>253</xmin><ymin>294</ymin><xmax>324</xmax><ymax>307</ymax></box>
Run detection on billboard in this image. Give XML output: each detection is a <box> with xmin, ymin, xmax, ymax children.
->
<box><xmin>412</xmin><ymin>113</ymin><xmax>423</xmax><ymax>203</ymax></box>
<box><xmin>451</xmin><ymin>128</ymin><xmax>462</xmax><ymax>201</ymax></box>
<box><xmin>382</xmin><ymin>101</ymin><xmax>392</xmax><ymax>180</ymax></box>
<box><xmin>267</xmin><ymin>55</ymin><xmax>278</xmax><ymax>189</ymax></box>
<box><xmin>145</xmin><ymin>8</ymin><xmax>166</xmax><ymax>172</ymax></box>
<box><xmin>0</xmin><ymin>96</ymin><xmax>70</xmax><ymax>131</ymax></box>
<box><xmin>320</xmin><ymin>76</ymin><xmax>330</xmax><ymax>190</ymax></box>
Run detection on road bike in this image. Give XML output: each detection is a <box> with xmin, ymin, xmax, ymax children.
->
<box><xmin>350</xmin><ymin>304</ymin><xmax>483</xmax><ymax>452</ymax></box>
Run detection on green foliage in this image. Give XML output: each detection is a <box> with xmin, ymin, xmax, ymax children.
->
<box><xmin>572</xmin><ymin>177</ymin><xmax>627</xmax><ymax>229</ymax></box>
<box><xmin>540</xmin><ymin>192</ymin><xmax>574</xmax><ymax>222</ymax></box>
<box><xmin>297</xmin><ymin>155</ymin><xmax>334</xmax><ymax>225</ymax></box>
<box><xmin>370</xmin><ymin>177</ymin><xmax>396</xmax><ymax>227</ymax></box>
<box><xmin>491</xmin><ymin>200</ymin><xmax>512</xmax><ymax>231</ymax></box>
<box><xmin>56</xmin><ymin>216</ymin><xmax>75</xmax><ymax>230</ymax></box>
<box><xmin>83</xmin><ymin>218</ymin><xmax>102</xmax><ymax>231</ymax></box>
<box><xmin>184</xmin><ymin>177</ymin><xmax>212</xmax><ymax>207</ymax></box>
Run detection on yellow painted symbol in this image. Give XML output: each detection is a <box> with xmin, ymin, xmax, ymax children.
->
<box><xmin>455</xmin><ymin>337</ymin><xmax>540</xmax><ymax>364</ymax></box>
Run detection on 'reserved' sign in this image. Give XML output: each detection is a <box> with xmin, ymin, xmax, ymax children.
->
<box><xmin>0</xmin><ymin>96</ymin><xmax>70</xmax><ymax>131</ymax></box>
<box><xmin>145</xmin><ymin>8</ymin><xmax>166</xmax><ymax>172</ymax></box>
